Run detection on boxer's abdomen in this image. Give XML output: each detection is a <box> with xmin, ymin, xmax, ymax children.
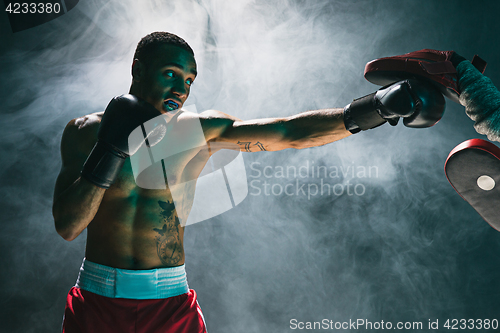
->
<box><xmin>84</xmin><ymin>160</ymin><xmax>195</xmax><ymax>270</ymax></box>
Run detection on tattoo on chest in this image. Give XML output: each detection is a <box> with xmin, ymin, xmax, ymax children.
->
<box><xmin>158</xmin><ymin>200</ymin><xmax>176</xmax><ymax>218</ymax></box>
<box><xmin>237</xmin><ymin>141</ymin><xmax>267</xmax><ymax>152</ymax></box>
<box><xmin>153</xmin><ymin>200</ymin><xmax>183</xmax><ymax>266</ymax></box>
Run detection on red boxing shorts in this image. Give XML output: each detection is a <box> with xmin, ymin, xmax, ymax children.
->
<box><xmin>62</xmin><ymin>259</ymin><xmax>207</xmax><ymax>333</ymax></box>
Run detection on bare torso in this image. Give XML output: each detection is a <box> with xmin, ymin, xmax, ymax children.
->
<box><xmin>55</xmin><ymin>100</ymin><xmax>349</xmax><ymax>270</ymax></box>
<box><xmin>78</xmin><ymin>110</ymin><xmax>212</xmax><ymax>269</ymax></box>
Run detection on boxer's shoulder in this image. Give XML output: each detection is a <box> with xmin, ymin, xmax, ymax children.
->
<box><xmin>72</xmin><ymin>111</ymin><xmax>103</xmax><ymax>130</ymax></box>
<box><xmin>198</xmin><ymin>109</ymin><xmax>239</xmax><ymax>121</ymax></box>
<box><xmin>67</xmin><ymin>112</ymin><xmax>102</xmax><ymax>137</ymax></box>
<box><xmin>62</xmin><ymin>112</ymin><xmax>103</xmax><ymax>159</ymax></box>
<box><xmin>197</xmin><ymin>109</ymin><xmax>240</xmax><ymax>140</ymax></box>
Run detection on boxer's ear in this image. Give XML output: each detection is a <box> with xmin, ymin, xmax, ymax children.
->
<box><xmin>131</xmin><ymin>59</ymin><xmax>144</xmax><ymax>83</ymax></box>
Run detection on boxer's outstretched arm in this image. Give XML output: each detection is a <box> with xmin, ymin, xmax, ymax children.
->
<box><xmin>201</xmin><ymin>108</ymin><xmax>351</xmax><ymax>152</ymax></box>
<box><xmin>52</xmin><ymin>119</ymin><xmax>106</xmax><ymax>241</ymax></box>
<box><xmin>203</xmin><ymin>79</ymin><xmax>445</xmax><ymax>152</ymax></box>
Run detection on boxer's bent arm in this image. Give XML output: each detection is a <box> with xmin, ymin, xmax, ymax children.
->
<box><xmin>52</xmin><ymin>120</ymin><xmax>105</xmax><ymax>241</ymax></box>
<box><xmin>203</xmin><ymin>108</ymin><xmax>351</xmax><ymax>152</ymax></box>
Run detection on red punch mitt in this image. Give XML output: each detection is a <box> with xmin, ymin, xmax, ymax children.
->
<box><xmin>445</xmin><ymin>139</ymin><xmax>500</xmax><ymax>231</ymax></box>
<box><xmin>364</xmin><ymin>49</ymin><xmax>487</xmax><ymax>104</ymax></box>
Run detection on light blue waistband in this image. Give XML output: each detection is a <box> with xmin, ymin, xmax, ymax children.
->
<box><xmin>75</xmin><ymin>258</ymin><xmax>189</xmax><ymax>299</ymax></box>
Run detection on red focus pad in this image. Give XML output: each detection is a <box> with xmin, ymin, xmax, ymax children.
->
<box><xmin>445</xmin><ymin>139</ymin><xmax>500</xmax><ymax>231</ymax></box>
<box><xmin>364</xmin><ymin>49</ymin><xmax>487</xmax><ymax>104</ymax></box>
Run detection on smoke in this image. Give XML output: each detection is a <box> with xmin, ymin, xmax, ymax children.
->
<box><xmin>1</xmin><ymin>0</ymin><xmax>500</xmax><ymax>332</ymax></box>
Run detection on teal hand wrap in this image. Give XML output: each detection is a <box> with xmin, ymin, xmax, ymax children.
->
<box><xmin>457</xmin><ymin>60</ymin><xmax>500</xmax><ymax>142</ymax></box>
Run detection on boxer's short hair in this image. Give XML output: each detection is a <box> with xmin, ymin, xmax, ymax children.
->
<box><xmin>133</xmin><ymin>32</ymin><xmax>194</xmax><ymax>64</ymax></box>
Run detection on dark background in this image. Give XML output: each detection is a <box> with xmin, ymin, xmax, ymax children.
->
<box><xmin>1</xmin><ymin>0</ymin><xmax>500</xmax><ymax>332</ymax></box>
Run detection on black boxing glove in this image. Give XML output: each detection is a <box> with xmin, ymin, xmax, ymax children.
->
<box><xmin>344</xmin><ymin>79</ymin><xmax>446</xmax><ymax>133</ymax></box>
<box><xmin>81</xmin><ymin>94</ymin><xmax>163</xmax><ymax>188</ymax></box>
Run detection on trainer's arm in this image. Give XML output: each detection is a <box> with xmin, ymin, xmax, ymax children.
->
<box><xmin>52</xmin><ymin>120</ymin><xmax>105</xmax><ymax>241</ymax></box>
<box><xmin>202</xmin><ymin>108</ymin><xmax>351</xmax><ymax>152</ymax></box>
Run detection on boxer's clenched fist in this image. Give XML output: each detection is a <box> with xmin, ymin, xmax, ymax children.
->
<box><xmin>81</xmin><ymin>94</ymin><xmax>163</xmax><ymax>189</ymax></box>
<box><xmin>343</xmin><ymin>79</ymin><xmax>445</xmax><ymax>133</ymax></box>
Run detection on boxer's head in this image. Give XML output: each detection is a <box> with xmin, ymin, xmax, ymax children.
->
<box><xmin>133</xmin><ymin>32</ymin><xmax>194</xmax><ymax>66</ymax></box>
<box><xmin>130</xmin><ymin>32</ymin><xmax>197</xmax><ymax>114</ymax></box>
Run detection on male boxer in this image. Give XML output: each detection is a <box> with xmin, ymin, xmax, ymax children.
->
<box><xmin>52</xmin><ymin>32</ymin><xmax>445</xmax><ymax>332</ymax></box>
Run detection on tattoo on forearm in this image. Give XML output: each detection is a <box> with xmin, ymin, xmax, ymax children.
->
<box><xmin>153</xmin><ymin>200</ymin><xmax>183</xmax><ymax>266</ymax></box>
<box><xmin>237</xmin><ymin>141</ymin><xmax>251</xmax><ymax>151</ymax></box>
<box><xmin>255</xmin><ymin>141</ymin><xmax>266</xmax><ymax>151</ymax></box>
<box><xmin>237</xmin><ymin>141</ymin><xmax>267</xmax><ymax>152</ymax></box>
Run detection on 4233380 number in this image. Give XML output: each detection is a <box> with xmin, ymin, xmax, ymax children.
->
<box><xmin>5</xmin><ymin>2</ymin><xmax>61</xmax><ymax>14</ymax></box>
<box><xmin>444</xmin><ymin>319</ymin><xmax>498</xmax><ymax>330</ymax></box>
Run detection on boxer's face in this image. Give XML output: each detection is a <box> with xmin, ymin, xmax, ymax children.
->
<box><xmin>132</xmin><ymin>44</ymin><xmax>197</xmax><ymax>114</ymax></box>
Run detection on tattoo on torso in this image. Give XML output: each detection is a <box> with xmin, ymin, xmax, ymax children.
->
<box><xmin>153</xmin><ymin>200</ymin><xmax>183</xmax><ymax>266</ymax></box>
